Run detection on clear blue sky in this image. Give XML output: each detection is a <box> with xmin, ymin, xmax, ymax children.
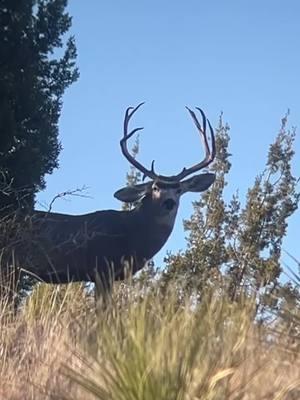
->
<box><xmin>37</xmin><ymin>1</ymin><xmax>300</xmax><ymax>270</ymax></box>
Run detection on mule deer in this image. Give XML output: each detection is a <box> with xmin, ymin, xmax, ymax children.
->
<box><xmin>16</xmin><ymin>103</ymin><xmax>216</xmax><ymax>294</ymax></box>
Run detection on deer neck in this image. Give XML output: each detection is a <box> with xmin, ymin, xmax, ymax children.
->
<box><xmin>129</xmin><ymin>202</ymin><xmax>178</xmax><ymax>260</ymax></box>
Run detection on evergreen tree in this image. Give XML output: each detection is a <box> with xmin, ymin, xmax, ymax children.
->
<box><xmin>163</xmin><ymin>113</ymin><xmax>299</xmax><ymax>311</ymax></box>
<box><xmin>0</xmin><ymin>0</ymin><xmax>78</xmax><ymax>304</ymax></box>
<box><xmin>0</xmin><ymin>0</ymin><xmax>79</xmax><ymax>214</ymax></box>
<box><xmin>228</xmin><ymin>113</ymin><xmax>299</xmax><ymax>302</ymax></box>
<box><xmin>163</xmin><ymin>115</ymin><xmax>234</xmax><ymax>294</ymax></box>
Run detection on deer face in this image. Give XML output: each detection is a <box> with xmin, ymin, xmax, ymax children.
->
<box><xmin>114</xmin><ymin>172</ymin><xmax>215</xmax><ymax>218</ymax></box>
<box><xmin>150</xmin><ymin>181</ymin><xmax>181</xmax><ymax>213</ymax></box>
<box><xmin>114</xmin><ymin>181</ymin><xmax>180</xmax><ymax>216</ymax></box>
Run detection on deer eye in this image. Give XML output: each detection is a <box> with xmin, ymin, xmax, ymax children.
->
<box><xmin>153</xmin><ymin>186</ymin><xmax>159</xmax><ymax>192</ymax></box>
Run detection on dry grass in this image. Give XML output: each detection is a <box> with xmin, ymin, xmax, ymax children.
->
<box><xmin>0</xmin><ymin>283</ymin><xmax>299</xmax><ymax>400</ymax></box>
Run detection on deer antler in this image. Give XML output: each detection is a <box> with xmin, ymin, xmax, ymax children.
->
<box><xmin>120</xmin><ymin>103</ymin><xmax>216</xmax><ymax>182</ymax></box>
<box><xmin>120</xmin><ymin>102</ymin><xmax>159</xmax><ymax>181</ymax></box>
<box><xmin>168</xmin><ymin>107</ymin><xmax>216</xmax><ymax>181</ymax></box>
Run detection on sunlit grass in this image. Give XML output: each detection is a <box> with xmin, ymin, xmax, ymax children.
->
<box><xmin>0</xmin><ymin>282</ymin><xmax>299</xmax><ymax>399</ymax></box>
<box><xmin>63</xmin><ymin>289</ymin><xmax>254</xmax><ymax>400</ymax></box>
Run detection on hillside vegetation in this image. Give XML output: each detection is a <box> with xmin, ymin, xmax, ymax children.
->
<box><xmin>0</xmin><ymin>282</ymin><xmax>299</xmax><ymax>400</ymax></box>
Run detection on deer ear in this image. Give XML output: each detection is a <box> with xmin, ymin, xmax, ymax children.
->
<box><xmin>180</xmin><ymin>173</ymin><xmax>215</xmax><ymax>194</ymax></box>
<box><xmin>114</xmin><ymin>182</ymin><xmax>152</xmax><ymax>203</ymax></box>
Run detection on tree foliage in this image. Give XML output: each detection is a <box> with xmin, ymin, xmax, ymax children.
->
<box><xmin>0</xmin><ymin>0</ymin><xmax>78</xmax><ymax>304</ymax></box>
<box><xmin>228</xmin><ymin>114</ymin><xmax>299</xmax><ymax>301</ymax></box>
<box><xmin>163</xmin><ymin>113</ymin><xmax>299</xmax><ymax>314</ymax></box>
<box><xmin>163</xmin><ymin>115</ymin><xmax>233</xmax><ymax>294</ymax></box>
<box><xmin>0</xmin><ymin>0</ymin><xmax>78</xmax><ymax>214</ymax></box>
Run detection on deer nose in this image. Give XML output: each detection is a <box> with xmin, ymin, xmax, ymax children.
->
<box><xmin>163</xmin><ymin>199</ymin><xmax>176</xmax><ymax>211</ymax></box>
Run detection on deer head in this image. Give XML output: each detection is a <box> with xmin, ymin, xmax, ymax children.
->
<box><xmin>114</xmin><ymin>103</ymin><xmax>216</xmax><ymax>223</ymax></box>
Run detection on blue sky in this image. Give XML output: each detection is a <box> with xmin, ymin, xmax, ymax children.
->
<box><xmin>37</xmin><ymin>1</ymin><xmax>300</xmax><ymax>269</ymax></box>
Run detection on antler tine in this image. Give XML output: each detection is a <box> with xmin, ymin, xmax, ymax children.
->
<box><xmin>205</xmin><ymin>114</ymin><xmax>216</xmax><ymax>162</ymax></box>
<box><xmin>120</xmin><ymin>102</ymin><xmax>158</xmax><ymax>181</ymax></box>
<box><xmin>166</xmin><ymin>107</ymin><xmax>215</xmax><ymax>181</ymax></box>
